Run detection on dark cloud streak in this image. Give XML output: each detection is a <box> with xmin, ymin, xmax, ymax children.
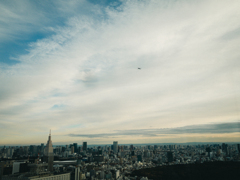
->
<box><xmin>68</xmin><ymin>122</ymin><xmax>240</xmax><ymax>138</ymax></box>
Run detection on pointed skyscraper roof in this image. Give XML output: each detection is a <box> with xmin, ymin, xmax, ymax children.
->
<box><xmin>45</xmin><ymin>130</ymin><xmax>53</xmax><ymax>155</ymax></box>
<box><xmin>44</xmin><ymin>130</ymin><xmax>53</xmax><ymax>171</ymax></box>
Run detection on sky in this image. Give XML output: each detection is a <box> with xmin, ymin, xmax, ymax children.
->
<box><xmin>0</xmin><ymin>0</ymin><xmax>240</xmax><ymax>146</ymax></box>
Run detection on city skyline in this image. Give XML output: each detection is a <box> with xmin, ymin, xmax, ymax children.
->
<box><xmin>0</xmin><ymin>0</ymin><xmax>240</xmax><ymax>145</ymax></box>
<box><xmin>1</xmin><ymin>127</ymin><xmax>240</xmax><ymax>146</ymax></box>
<box><xmin>1</xmin><ymin>132</ymin><xmax>239</xmax><ymax>180</ymax></box>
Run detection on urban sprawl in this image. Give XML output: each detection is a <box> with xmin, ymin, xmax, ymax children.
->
<box><xmin>1</xmin><ymin>133</ymin><xmax>240</xmax><ymax>180</ymax></box>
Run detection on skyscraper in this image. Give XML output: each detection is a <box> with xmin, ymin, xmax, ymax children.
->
<box><xmin>113</xmin><ymin>141</ymin><xmax>118</xmax><ymax>154</ymax></box>
<box><xmin>130</xmin><ymin>144</ymin><xmax>134</xmax><ymax>151</ymax></box>
<box><xmin>44</xmin><ymin>130</ymin><xmax>53</xmax><ymax>171</ymax></box>
<box><xmin>73</xmin><ymin>143</ymin><xmax>78</xmax><ymax>153</ymax></box>
<box><xmin>40</xmin><ymin>143</ymin><xmax>44</xmax><ymax>151</ymax></box>
<box><xmin>71</xmin><ymin>146</ymin><xmax>74</xmax><ymax>154</ymax></box>
<box><xmin>83</xmin><ymin>142</ymin><xmax>87</xmax><ymax>151</ymax></box>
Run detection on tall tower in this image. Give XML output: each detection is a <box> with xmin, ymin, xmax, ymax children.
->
<box><xmin>73</xmin><ymin>143</ymin><xmax>78</xmax><ymax>153</ymax></box>
<box><xmin>44</xmin><ymin>130</ymin><xmax>53</xmax><ymax>171</ymax></box>
<box><xmin>113</xmin><ymin>141</ymin><xmax>118</xmax><ymax>154</ymax></box>
<box><xmin>83</xmin><ymin>142</ymin><xmax>87</xmax><ymax>151</ymax></box>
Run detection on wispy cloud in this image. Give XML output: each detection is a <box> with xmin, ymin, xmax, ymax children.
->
<box><xmin>0</xmin><ymin>0</ymin><xmax>240</xmax><ymax>144</ymax></box>
<box><xmin>0</xmin><ymin>0</ymin><xmax>102</xmax><ymax>42</ymax></box>
<box><xmin>68</xmin><ymin>122</ymin><xmax>240</xmax><ymax>138</ymax></box>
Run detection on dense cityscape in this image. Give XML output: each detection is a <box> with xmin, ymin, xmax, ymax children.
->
<box><xmin>1</xmin><ymin>0</ymin><xmax>240</xmax><ymax>179</ymax></box>
<box><xmin>0</xmin><ymin>133</ymin><xmax>240</xmax><ymax>180</ymax></box>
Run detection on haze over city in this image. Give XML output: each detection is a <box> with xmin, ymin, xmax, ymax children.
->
<box><xmin>0</xmin><ymin>0</ymin><xmax>240</xmax><ymax>145</ymax></box>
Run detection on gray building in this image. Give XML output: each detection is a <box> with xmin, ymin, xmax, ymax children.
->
<box><xmin>113</xmin><ymin>141</ymin><xmax>118</xmax><ymax>154</ymax></box>
<box><xmin>44</xmin><ymin>130</ymin><xmax>53</xmax><ymax>172</ymax></box>
<box><xmin>83</xmin><ymin>142</ymin><xmax>87</xmax><ymax>151</ymax></box>
<box><xmin>73</xmin><ymin>143</ymin><xmax>78</xmax><ymax>153</ymax></box>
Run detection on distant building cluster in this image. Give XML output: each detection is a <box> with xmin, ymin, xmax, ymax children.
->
<box><xmin>0</xmin><ymin>134</ymin><xmax>240</xmax><ymax>180</ymax></box>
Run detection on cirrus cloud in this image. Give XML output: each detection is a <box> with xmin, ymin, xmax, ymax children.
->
<box><xmin>0</xmin><ymin>0</ymin><xmax>240</xmax><ymax>145</ymax></box>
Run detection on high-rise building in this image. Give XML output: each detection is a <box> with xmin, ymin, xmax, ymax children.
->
<box><xmin>83</xmin><ymin>142</ymin><xmax>87</xmax><ymax>151</ymax></box>
<box><xmin>222</xmin><ymin>143</ymin><xmax>229</xmax><ymax>156</ymax></box>
<box><xmin>73</xmin><ymin>143</ymin><xmax>78</xmax><ymax>153</ymax></box>
<box><xmin>29</xmin><ymin>145</ymin><xmax>38</xmax><ymax>156</ymax></box>
<box><xmin>71</xmin><ymin>146</ymin><xmax>74</xmax><ymax>154</ymax></box>
<box><xmin>130</xmin><ymin>145</ymin><xmax>134</xmax><ymax>151</ymax></box>
<box><xmin>44</xmin><ymin>130</ymin><xmax>53</xmax><ymax>172</ymax></box>
<box><xmin>113</xmin><ymin>141</ymin><xmax>118</xmax><ymax>154</ymax></box>
<box><xmin>40</xmin><ymin>143</ymin><xmax>44</xmax><ymax>154</ymax></box>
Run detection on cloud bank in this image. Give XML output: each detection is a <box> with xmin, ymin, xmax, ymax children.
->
<box><xmin>69</xmin><ymin>122</ymin><xmax>240</xmax><ymax>138</ymax></box>
<box><xmin>0</xmin><ymin>0</ymin><xmax>240</xmax><ymax>145</ymax></box>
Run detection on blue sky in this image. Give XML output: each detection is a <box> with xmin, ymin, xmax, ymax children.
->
<box><xmin>0</xmin><ymin>0</ymin><xmax>240</xmax><ymax>145</ymax></box>
<box><xmin>0</xmin><ymin>0</ymin><xmax>116</xmax><ymax>65</ymax></box>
